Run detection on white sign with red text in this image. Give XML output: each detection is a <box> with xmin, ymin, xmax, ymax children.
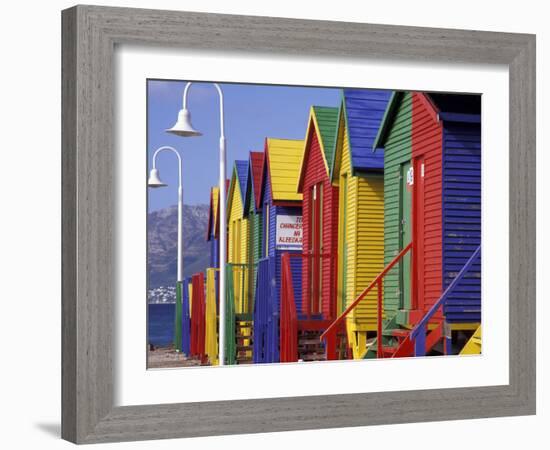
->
<box><xmin>275</xmin><ymin>215</ymin><xmax>303</xmax><ymax>250</ymax></box>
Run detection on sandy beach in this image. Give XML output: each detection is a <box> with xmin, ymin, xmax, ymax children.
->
<box><xmin>147</xmin><ymin>345</ymin><xmax>205</xmax><ymax>369</ymax></box>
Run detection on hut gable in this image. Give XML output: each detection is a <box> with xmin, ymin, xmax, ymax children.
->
<box><xmin>227</xmin><ymin>161</ymin><xmax>249</xmax><ymax>264</ymax></box>
<box><xmin>297</xmin><ymin>106</ymin><xmax>339</xmax><ymax>192</ymax></box>
<box><xmin>265</xmin><ymin>138</ymin><xmax>304</xmax><ymax>203</ymax></box>
<box><xmin>248</xmin><ymin>151</ymin><xmax>265</xmax><ymax>213</ymax></box>
<box><xmin>206</xmin><ymin>186</ymin><xmax>219</xmax><ymax>241</ymax></box>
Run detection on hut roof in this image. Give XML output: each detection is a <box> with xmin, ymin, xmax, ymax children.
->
<box><xmin>335</xmin><ymin>88</ymin><xmax>392</xmax><ymax>174</ymax></box>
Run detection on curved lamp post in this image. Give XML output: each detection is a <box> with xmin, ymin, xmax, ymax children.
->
<box><xmin>166</xmin><ymin>82</ymin><xmax>227</xmax><ymax>366</ymax></box>
<box><xmin>148</xmin><ymin>146</ymin><xmax>184</xmax><ymax>352</ymax></box>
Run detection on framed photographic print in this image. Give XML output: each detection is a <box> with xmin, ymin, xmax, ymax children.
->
<box><xmin>62</xmin><ymin>5</ymin><xmax>536</xmax><ymax>444</ymax></box>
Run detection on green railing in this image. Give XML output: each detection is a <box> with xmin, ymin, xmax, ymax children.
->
<box><xmin>224</xmin><ymin>263</ymin><xmax>256</xmax><ymax>365</ymax></box>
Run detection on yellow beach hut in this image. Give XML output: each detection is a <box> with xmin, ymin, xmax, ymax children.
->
<box><xmin>329</xmin><ymin>89</ymin><xmax>393</xmax><ymax>358</ymax></box>
<box><xmin>225</xmin><ymin>159</ymin><xmax>252</xmax><ymax>364</ymax></box>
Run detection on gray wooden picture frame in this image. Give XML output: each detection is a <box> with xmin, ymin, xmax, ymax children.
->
<box><xmin>61</xmin><ymin>5</ymin><xmax>536</xmax><ymax>444</ymax></box>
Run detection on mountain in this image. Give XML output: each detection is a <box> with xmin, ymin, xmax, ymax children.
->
<box><xmin>148</xmin><ymin>204</ymin><xmax>210</xmax><ymax>289</ymax></box>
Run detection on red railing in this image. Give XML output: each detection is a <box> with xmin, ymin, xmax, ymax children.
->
<box><xmin>320</xmin><ymin>242</ymin><xmax>413</xmax><ymax>358</ymax></box>
<box><xmin>190</xmin><ymin>272</ymin><xmax>206</xmax><ymax>362</ymax></box>
<box><xmin>280</xmin><ymin>253</ymin><xmax>298</xmax><ymax>362</ymax></box>
<box><xmin>280</xmin><ymin>252</ymin><xmax>336</xmax><ymax>362</ymax></box>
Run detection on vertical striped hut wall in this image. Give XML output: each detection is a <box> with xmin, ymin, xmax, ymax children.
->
<box><xmin>411</xmin><ymin>93</ymin><xmax>443</xmax><ymax>319</ymax></box>
<box><xmin>301</xmin><ymin>128</ymin><xmax>339</xmax><ymax>319</ymax></box>
<box><xmin>383</xmin><ymin>92</ymin><xmax>413</xmax><ymax>313</ymax></box>
<box><xmin>442</xmin><ymin>121</ymin><xmax>481</xmax><ymax>323</ymax></box>
<box><xmin>228</xmin><ymin>172</ymin><xmax>250</xmax><ymax>313</ymax></box>
<box><xmin>353</xmin><ymin>173</ymin><xmax>384</xmax><ymax>325</ymax></box>
<box><xmin>335</xmin><ymin>116</ymin><xmax>357</xmax><ymax>316</ymax></box>
<box><xmin>336</xmin><ymin>125</ymin><xmax>384</xmax><ymax>326</ymax></box>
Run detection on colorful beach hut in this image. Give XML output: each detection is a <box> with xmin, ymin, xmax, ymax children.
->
<box><xmin>280</xmin><ymin>105</ymin><xmax>345</xmax><ymax>362</ymax></box>
<box><xmin>370</xmin><ymin>91</ymin><xmax>481</xmax><ymax>356</ymax></box>
<box><xmin>254</xmin><ymin>138</ymin><xmax>304</xmax><ymax>363</ymax></box>
<box><xmin>328</xmin><ymin>88</ymin><xmax>392</xmax><ymax>358</ymax></box>
<box><xmin>225</xmin><ymin>159</ymin><xmax>252</xmax><ymax>364</ymax></box>
<box><xmin>244</xmin><ymin>152</ymin><xmax>265</xmax><ymax>315</ymax></box>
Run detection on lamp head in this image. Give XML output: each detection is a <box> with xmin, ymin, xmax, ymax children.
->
<box><xmin>147</xmin><ymin>168</ymin><xmax>167</xmax><ymax>188</ymax></box>
<box><xmin>165</xmin><ymin>108</ymin><xmax>202</xmax><ymax>137</ymax></box>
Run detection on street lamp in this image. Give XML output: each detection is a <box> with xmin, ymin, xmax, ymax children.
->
<box><xmin>166</xmin><ymin>82</ymin><xmax>227</xmax><ymax>366</ymax></box>
<box><xmin>148</xmin><ymin>146</ymin><xmax>184</xmax><ymax>352</ymax></box>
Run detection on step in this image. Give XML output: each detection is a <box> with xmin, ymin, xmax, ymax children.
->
<box><xmin>380</xmin><ymin>346</ymin><xmax>398</xmax><ymax>355</ymax></box>
<box><xmin>298</xmin><ymin>338</ymin><xmax>323</xmax><ymax>345</ymax></box>
<box><xmin>236</xmin><ymin>359</ymin><xmax>253</xmax><ymax>364</ymax></box>
<box><xmin>299</xmin><ymin>354</ymin><xmax>326</xmax><ymax>362</ymax></box>
<box><xmin>390</xmin><ymin>329</ymin><xmax>410</xmax><ymax>338</ymax></box>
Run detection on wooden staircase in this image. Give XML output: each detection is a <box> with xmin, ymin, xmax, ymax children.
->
<box><xmin>459</xmin><ymin>325</ymin><xmax>481</xmax><ymax>355</ymax></box>
<box><xmin>363</xmin><ymin>316</ymin><xmax>444</xmax><ymax>359</ymax></box>
<box><xmin>235</xmin><ymin>318</ymin><xmax>253</xmax><ymax>364</ymax></box>
<box><xmin>298</xmin><ymin>329</ymin><xmax>325</xmax><ymax>362</ymax></box>
<box><xmin>297</xmin><ymin>328</ymin><xmax>348</xmax><ymax>362</ymax></box>
<box><xmin>322</xmin><ymin>244</ymin><xmax>481</xmax><ymax>359</ymax></box>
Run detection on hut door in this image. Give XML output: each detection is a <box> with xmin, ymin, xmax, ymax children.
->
<box><xmin>412</xmin><ymin>156</ymin><xmax>425</xmax><ymax>311</ymax></box>
<box><xmin>399</xmin><ymin>162</ymin><xmax>413</xmax><ymax>311</ymax></box>
<box><xmin>309</xmin><ymin>183</ymin><xmax>323</xmax><ymax>315</ymax></box>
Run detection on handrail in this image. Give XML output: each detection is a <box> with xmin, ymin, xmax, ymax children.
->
<box><xmin>410</xmin><ymin>245</ymin><xmax>481</xmax><ymax>356</ymax></box>
<box><xmin>321</xmin><ymin>242</ymin><xmax>413</xmax><ymax>342</ymax></box>
<box><xmin>280</xmin><ymin>252</ymin><xmax>298</xmax><ymax>362</ymax></box>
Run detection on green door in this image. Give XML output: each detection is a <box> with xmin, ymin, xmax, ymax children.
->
<box><xmin>399</xmin><ymin>162</ymin><xmax>413</xmax><ymax>310</ymax></box>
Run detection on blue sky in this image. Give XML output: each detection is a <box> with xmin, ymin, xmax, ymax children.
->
<box><xmin>147</xmin><ymin>80</ymin><xmax>341</xmax><ymax>211</ymax></box>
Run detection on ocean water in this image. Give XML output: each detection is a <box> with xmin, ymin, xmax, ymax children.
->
<box><xmin>148</xmin><ymin>303</ymin><xmax>174</xmax><ymax>347</ymax></box>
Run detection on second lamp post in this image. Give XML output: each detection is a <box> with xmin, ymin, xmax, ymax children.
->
<box><xmin>148</xmin><ymin>146</ymin><xmax>185</xmax><ymax>353</ymax></box>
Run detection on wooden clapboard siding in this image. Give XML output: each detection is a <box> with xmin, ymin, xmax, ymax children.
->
<box><xmin>340</xmin><ymin>130</ymin><xmax>358</xmax><ymax>317</ymax></box>
<box><xmin>411</xmin><ymin>93</ymin><xmax>443</xmax><ymax>319</ymax></box>
<box><xmin>352</xmin><ymin>174</ymin><xmax>384</xmax><ymax>323</ymax></box>
<box><xmin>383</xmin><ymin>92</ymin><xmax>413</xmax><ymax>313</ymax></box>
<box><xmin>442</xmin><ymin>120</ymin><xmax>481</xmax><ymax>323</ymax></box>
